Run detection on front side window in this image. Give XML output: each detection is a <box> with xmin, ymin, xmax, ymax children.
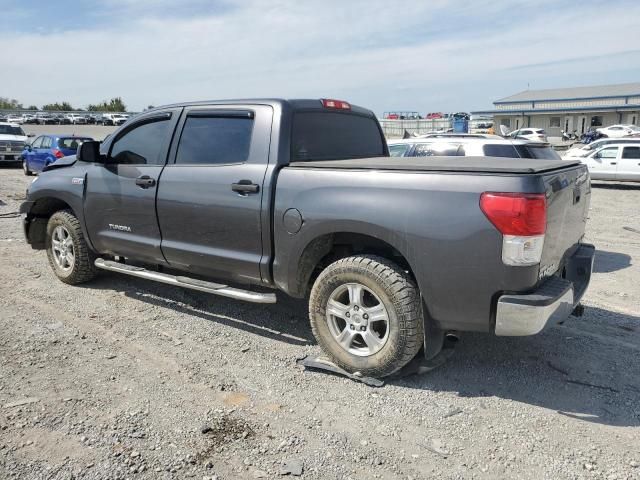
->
<box><xmin>388</xmin><ymin>144</ymin><xmax>410</xmax><ymax>157</ymax></box>
<box><xmin>109</xmin><ymin>118</ymin><xmax>172</xmax><ymax>165</ymax></box>
<box><xmin>41</xmin><ymin>137</ymin><xmax>52</xmax><ymax>148</ymax></box>
<box><xmin>31</xmin><ymin>136</ymin><xmax>43</xmax><ymax>148</ymax></box>
<box><xmin>175</xmin><ymin>115</ymin><xmax>253</xmax><ymax>165</ymax></box>
<box><xmin>597</xmin><ymin>147</ymin><xmax>618</xmax><ymax>159</ymax></box>
<box><xmin>622</xmin><ymin>146</ymin><xmax>640</xmax><ymax>159</ymax></box>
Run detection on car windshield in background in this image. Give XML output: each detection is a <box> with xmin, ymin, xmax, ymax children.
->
<box><xmin>389</xmin><ymin>144</ymin><xmax>410</xmax><ymax>157</ymax></box>
<box><xmin>483</xmin><ymin>143</ymin><xmax>560</xmax><ymax>160</ymax></box>
<box><xmin>292</xmin><ymin>112</ymin><xmax>384</xmax><ymax>161</ymax></box>
<box><xmin>58</xmin><ymin>138</ymin><xmax>93</xmax><ymax>149</ymax></box>
<box><xmin>0</xmin><ymin>125</ymin><xmax>25</xmax><ymax>135</ymax></box>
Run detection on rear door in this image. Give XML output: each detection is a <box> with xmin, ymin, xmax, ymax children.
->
<box><xmin>616</xmin><ymin>146</ymin><xmax>640</xmax><ymax>181</ymax></box>
<box><xmin>156</xmin><ymin>104</ymin><xmax>273</xmax><ymax>284</ymax></box>
<box><xmin>83</xmin><ymin>109</ymin><xmax>181</xmax><ymax>263</ymax></box>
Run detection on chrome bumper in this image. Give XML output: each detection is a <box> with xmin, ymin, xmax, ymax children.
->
<box><xmin>495</xmin><ymin>243</ymin><xmax>595</xmax><ymax>336</ymax></box>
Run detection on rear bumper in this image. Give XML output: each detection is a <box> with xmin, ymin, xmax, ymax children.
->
<box><xmin>495</xmin><ymin>243</ymin><xmax>595</xmax><ymax>336</ymax></box>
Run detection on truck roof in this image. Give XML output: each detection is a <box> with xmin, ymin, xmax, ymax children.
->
<box><xmin>289</xmin><ymin>156</ymin><xmax>583</xmax><ymax>174</ymax></box>
<box><xmin>144</xmin><ymin>98</ymin><xmax>376</xmax><ymax>117</ymax></box>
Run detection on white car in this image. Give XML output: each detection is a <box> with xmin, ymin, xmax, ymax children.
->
<box><xmin>582</xmin><ymin>143</ymin><xmax>640</xmax><ymax>181</ymax></box>
<box><xmin>65</xmin><ymin>113</ymin><xmax>87</xmax><ymax>125</ymax></box>
<box><xmin>562</xmin><ymin>138</ymin><xmax>640</xmax><ymax>159</ymax></box>
<box><xmin>0</xmin><ymin>122</ymin><xmax>29</xmax><ymax>165</ymax></box>
<box><xmin>596</xmin><ymin>124</ymin><xmax>640</xmax><ymax>138</ymax></box>
<box><xmin>508</xmin><ymin>128</ymin><xmax>548</xmax><ymax>142</ymax></box>
<box><xmin>6</xmin><ymin>114</ymin><xmax>24</xmax><ymax>124</ymax></box>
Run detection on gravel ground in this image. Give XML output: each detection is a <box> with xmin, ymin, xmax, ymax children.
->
<box><xmin>0</xmin><ymin>167</ymin><xmax>639</xmax><ymax>480</ymax></box>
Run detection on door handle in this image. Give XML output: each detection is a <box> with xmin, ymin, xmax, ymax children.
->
<box><xmin>610</xmin><ymin>162</ymin><xmax>617</xmax><ymax>165</ymax></box>
<box><xmin>135</xmin><ymin>175</ymin><xmax>156</xmax><ymax>188</ymax></box>
<box><xmin>231</xmin><ymin>180</ymin><xmax>259</xmax><ymax>194</ymax></box>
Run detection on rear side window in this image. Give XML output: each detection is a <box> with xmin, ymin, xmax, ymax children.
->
<box><xmin>176</xmin><ymin>115</ymin><xmax>253</xmax><ymax>165</ymax></box>
<box><xmin>292</xmin><ymin>112</ymin><xmax>384</xmax><ymax>161</ymax></box>
<box><xmin>515</xmin><ymin>145</ymin><xmax>561</xmax><ymax>160</ymax></box>
<box><xmin>110</xmin><ymin>118</ymin><xmax>172</xmax><ymax>165</ymax></box>
<box><xmin>483</xmin><ymin>144</ymin><xmax>519</xmax><ymax>157</ymax></box>
<box><xmin>622</xmin><ymin>147</ymin><xmax>640</xmax><ymax>159</ymax></box>
<box><xmin>41</xmin><ymin>137</ymin><xmax>52</xmax><ymax>148</ymax></box>
<box><xmin>413</xmin><ymin>143</ymin><xmax>462</xmax><ymax>157</ymax></box>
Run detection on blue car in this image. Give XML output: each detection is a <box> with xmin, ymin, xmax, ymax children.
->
<box><xmin>22</xmin><ymin>135</ymin><xmax>94</xmax><ymax>175</ymax></box>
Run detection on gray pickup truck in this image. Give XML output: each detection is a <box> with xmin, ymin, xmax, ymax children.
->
<box><xmin>21</xmin><ymin>98</ymin><xmax>595</xmax><ymax>377</ymax></box>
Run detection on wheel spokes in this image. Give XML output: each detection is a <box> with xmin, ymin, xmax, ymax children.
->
<box><xmin>327</xmin><ymin>299</ymin><xmax>350</xmax><ymax>320</ymax></box>
<box><xmin>365</xmin><ymin>303</ymin><xmax>388</xmax><ymax>323</ymax></box>
<box><xmin>347</xmin><ymin>283</ymin><xmax>364</xmax><ymax>306</ymax></box>
<box><xmin>336</xmin><ymin>327</ymin><xmax>355</xmax><ymax>350</ymax></box>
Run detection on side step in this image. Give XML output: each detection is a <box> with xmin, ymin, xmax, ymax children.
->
<box><xmin>94</xmin><ymin>259</ymin><xmax>277</xmax><ymax>304</ymax></box>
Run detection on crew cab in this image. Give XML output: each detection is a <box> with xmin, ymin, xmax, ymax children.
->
<box><xmin>21</xmin><ymin>98</ymin><xmax>595</xmax><ymax>377</ymax></box>
<box><xmin>0</xmin><ymin>122</ymin><xmax>29</xmax><ymax>165</ymax></box>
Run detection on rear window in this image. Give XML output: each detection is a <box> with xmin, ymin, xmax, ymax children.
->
<box><xmin>292</xmin><ymin>112</ymin><xmax>385</xmax><ymax>161</ymax></box>
<box><xmin>389</xmin><ymin>144</ymin><xmax>410</xmax><ymax>157</ymax></box>
<box><xmin>58</xmin><ymin>137</ymin><xmax>92</xmax><ymax>149</ymax></box>
<box><xmin>413</xmin><ymin>142</ymin><xmax>463</xmax><ymax>157</ymax></box>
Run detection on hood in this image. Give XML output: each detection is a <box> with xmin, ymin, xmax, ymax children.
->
<box><xmin>0</xmin><ymin>134</ymin><xmax>27</xmax><ymax>143</ymax></box>
<box><xmin>43</xmin><ymin>155</ymin><xmax>78</xmax><ymax>172</ymax></box>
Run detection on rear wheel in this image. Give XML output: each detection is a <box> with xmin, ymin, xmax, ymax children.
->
<box><xmin>309</xmin><ymin>255</ymin><xmax>423</xmax><ymax>377</ymax></box>
<box><xmin>46</xmin><ymin>210</ymin><xmax>98</xmax><ymax>285</ymax></box>
<box><xmin>23</xmin><ymin>158</ymin><xmax>32</xmax><ymax>176</ymax></box>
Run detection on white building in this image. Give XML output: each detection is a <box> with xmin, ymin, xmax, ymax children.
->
<box><xmin>472</xmin><ymin>82</ymin><xmax>640</xmax><ymax>138</ymax></box>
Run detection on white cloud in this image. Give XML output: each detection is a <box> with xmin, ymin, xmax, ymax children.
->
<box><xmin>3</xmin><ymin>0</ymin><xmax>640</xmax><ymax>112</ymax></box>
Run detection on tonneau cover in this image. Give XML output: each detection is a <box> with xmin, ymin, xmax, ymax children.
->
<box><xmin>289</xmin><ymin>156</ymin><xmax>582</xmax><ymax>174</ymax></box>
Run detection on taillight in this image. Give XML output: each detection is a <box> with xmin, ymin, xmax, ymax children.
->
<box><xmin>321</xmin><ymin>98</ymin><xmax>351</xmax><ymax>110</ymax></box>
<box><xmin>52</xmin><ymin>149</ymin><xmax>64</xmax><ymax>159</ymax></box>
<box><xmin>480</xmin><ymin>192</ymin><xmax>546</xmax><ymax>266</ymax></box>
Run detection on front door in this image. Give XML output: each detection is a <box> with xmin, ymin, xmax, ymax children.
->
<box><xmin>156</xmin><ymin>104</ymin><xmax>273</xmax><ymax>284</ymax></box>
<box><xmin>617</xmin><ymin>145</ymin><xmax>640</xmax><ymax>181</ymax></box>
<box><xmin>25</xmin><ymin>136</ymin><xmax>42</xmax><ymax>169</ymax></box>
<box><xmin>83</xmin><ymin>109</ymin><xmax>181</xmax><ymax>263</ymax></box>
<box><xmin>585</xmin><ymin>146</ymin><xmax>619</xmax><ymax>180</ymax></box>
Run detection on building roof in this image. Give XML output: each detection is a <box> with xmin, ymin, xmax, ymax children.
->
<box><xmin>495</xmin><ymin>82</ymin><xmax>640</xmax><ymax>103</ymax></box>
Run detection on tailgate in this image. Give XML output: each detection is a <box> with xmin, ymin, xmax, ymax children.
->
<box><xmin>538</xmin><ymin>164</ymin><xmax>590</xmax><ymax>280</ymax></box>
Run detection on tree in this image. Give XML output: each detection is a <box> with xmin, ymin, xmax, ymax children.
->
<box><xmin>27</xmin><ymin>105</ymin><xmax>39</xmax><ymax>111</ymax></box>
<box><xmin>87</xmin><ymin>97</ymin><xmax>127</xmax><ymax>112</ymax></box>
<box><xmin>0</xmin><ymin>97</ymin><xmax>23</xmax><ymax>110</ymax></box>
<box><xmin>42</xmin><ymin>101</ymin><xmax>74</xmax><ymax>111</ymax></box>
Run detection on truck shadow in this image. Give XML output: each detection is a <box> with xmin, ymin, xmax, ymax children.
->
<box><xmin>593</xmin><ymin>249</ymin><xmax>632</xmax><ymax>273</ymax></box>
<box><xmin>86</xmin><ymin>272</ymin><xmax>314</xmax><ymax>346</ymax></box>
<box><xmin>395</xmin><ymin>306</ymin><xmax>640</xmax><ymax>427</ymax></box>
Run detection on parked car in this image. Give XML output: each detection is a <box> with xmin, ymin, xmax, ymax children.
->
<box><xmin>388</xmin><ymin>137</ymin><xmax>561</xmax><ymax>160</ymax></box>
<box><xmin>23</xmin><ymin>114</ymin><xmax>39</xmax><ymax>124</ymax></box>
<box><xmin>596</xmin><ymin>124</ymin><xmax>640</xmax><ymax>138</ymax></box>
<box><xmin>65</xmin><ymin>113</ymin><xmax>87</xmax><ymax>125</ymax></box>
<box><xmin>6</xmin><ymin>114</ymin><xmax>25</xmax><ymax>124</ymax></box>
<box><xmin>508</xmin><ymin>128</ymin><xmax>548</xmax><ymax>142</ymax></box>
<box><xmin>580</xmin><ymin>143</ymin><xmax>640</xmax><ymax>182</ymax></box>
<box><xmin>562</xmin><ymin>137</ymin><xmax>640</xmax><ymax>159</ymax></box>
<box><xmin>425</xmin><ymin>112</ymin><xmax>443</xmax><ymax>119</ymax></box>
<box><xmin>20</xmin><ymin>98</ymin><xmax>594</xmax><ymax>378</ymax></box>
<box><xmin>0</xmin><ymin>122</ymin><xmax>29</xmax><ymax>165</ymax></box>
<box><xmin>21</xmin><ymin>135</ymin><xmax>94</xmax><ymax>175</ymax></box>
<box><xmin>35</xmin><ymin>113</ymin><xmax>57</xmax><ymax>125</ymax></box>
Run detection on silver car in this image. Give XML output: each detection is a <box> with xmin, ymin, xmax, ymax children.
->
<box><xmin>581</xmin><ymin>143</ymin><xmax>640</xmax><ymax>182</ymax></box>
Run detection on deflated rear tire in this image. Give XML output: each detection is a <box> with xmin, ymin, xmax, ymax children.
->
<box><xmin>309</xmin><ymin>255</ymin><xmax>424</xmax><ymax>378</ymax></box>
<box><xmin>46</xmin><ymin>210</ymin><xmax>98</xmax><ymax>285</ymax></box>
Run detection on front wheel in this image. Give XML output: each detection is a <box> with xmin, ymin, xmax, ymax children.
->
<box><xmin>309</xmin><ymin>255</ymin><xmax>424</xmax><ymax>377</ymax></box>
<box><xmin>46</xmin><ymin>210</ymin><xmax>98</xmax><ymax>284</ymax></box>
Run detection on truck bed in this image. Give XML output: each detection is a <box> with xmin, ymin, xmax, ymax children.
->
<box><xmin>289</xmin><ymin>156</ymin><xmax>582</xmax><ymax>174</ymax></box>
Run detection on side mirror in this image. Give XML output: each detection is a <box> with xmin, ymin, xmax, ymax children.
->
<box><xmin>77</xmin><ymin>141</ymin><xmax>105</xmax><ymax>163</ymax></box>
<box><xmin>593</xmin><ymin>152</ymin><xmax>601</xmax><ymax>159</ymax></box>
<box><xmin>27</xmin><ymin>133</ymin><xmax>35</xmax><ymax>137</ymax></box>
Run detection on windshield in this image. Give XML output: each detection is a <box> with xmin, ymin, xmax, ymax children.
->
<box><xmin>0</xmin><ymin>125</ymin><xmax>26</xmax><ymax>136</ymax></box>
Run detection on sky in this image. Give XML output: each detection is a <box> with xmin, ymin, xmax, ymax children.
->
<box><xmin>2</xmin><ymin>0</ymin><xmax>640</xmax><ymax>114</ymax></box>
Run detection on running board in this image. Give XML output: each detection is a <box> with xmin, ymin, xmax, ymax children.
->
<box><xmin>94</xmin><ymin>259</ymin><xmax>277</xmax><ymax>304</ymax></box>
